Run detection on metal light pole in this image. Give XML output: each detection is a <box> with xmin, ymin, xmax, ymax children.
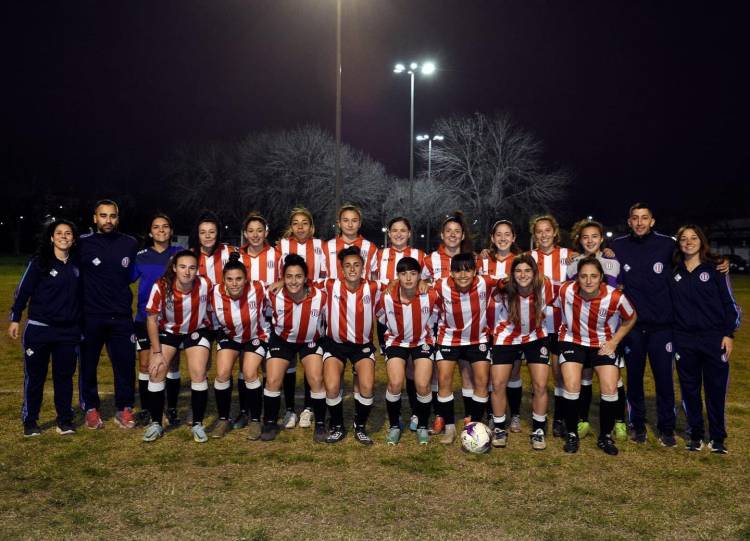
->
<box><xmin>394</xmin><ymin>61</ymin><xmax>436</xmax><ymax>208</ymax></box>
<box><xmin>334</xmin><ymin>0</ymin><xmax>342</xmax><ymax>213</ymax></box>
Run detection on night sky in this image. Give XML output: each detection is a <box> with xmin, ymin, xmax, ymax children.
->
<box><xmin>4</xmin><ymin>1</ymin><xmax>749</xmax><ymax>235</ymax></box>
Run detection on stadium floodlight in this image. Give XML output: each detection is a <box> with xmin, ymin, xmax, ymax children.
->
<box><xmin>394</xmin><ymin>63</ymin><xmax>405</xmax><ymax>73</ymax></box>
<box><xmin>433</xmin><ymin>135</ymin><xmax>444</xmax><ymax>141</ymax></box>
<box><xmin>416</xmin><ymin>134</ymin><xmax>429</xmax><ymax>141</ymax></box>
<box><xmin>421</xmin><ymin>61</ymin><xmax>436</xmax><ymax>75</ymax></box>
<box><xmin>416</xmin><ymin>134</ymin><xmax>445</xmax><ymax>181</ymax></box>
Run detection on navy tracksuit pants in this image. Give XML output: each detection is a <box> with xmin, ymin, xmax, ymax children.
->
<box><xmin>78</xmin><ymin>316</ymin><xmax>135</xmax><ymax>411</ymax></box>
<box><xmin>22</xmin><ymin>323</ymin><xmax>79</xmax><ymax>424</ymax></box>
<box><xmin>674</xmin><ymin>332</ymin><xmax>729</xmax><ymax>442</ymax></box>
<box><xmin>623</xmin><ymin>326</ymin><xmax>676</xmax><ymax>433</ymax></box>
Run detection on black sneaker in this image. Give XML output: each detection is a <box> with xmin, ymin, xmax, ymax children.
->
<box><xmin>552</xmin><ymin>419</ymin><xmax>566</xmax><ymax>438</ymax></box>
<box><xmin>597</xmin><ymin>435</ymin><xmax>619</xmax><ymax>456</ymax></box>
<box><xmin>631</xmin><ymin>426</ymin><xmax>647</xmax><ymax>443</ymax></box>
<box><xmin>326</xmin><ymin>425</ymin><xmax>346</xmax><ymax>444</ymax></box>
<box><xmin>259</xmin><ymin>423</ymin><xmax>279</xmax><ymax>442</ymax></box>
<box><xmin>56</xmin><ymin>422</ymin><xmax>76</xmax><ymax>435</ymax></box>
<box><xmin>685</xmin><ymin>439</ymin><xmax>704</xmax><ymax>452</ymax></box>
<box><xmin>313</xmin><ymin>424</ymin><xmax>327</xmax><ymax>443</ymax></box>
<box><xmin>23</xmin><ymin>421</ymin><xmax>41</xmax><ymax>437</ymax></box>
<box><xmin>563</xmin><ymin>433</ymin><xmax>579</xmax><ymax>453</ymax></box>
<box><xmin>353</xmin><ymin>424</ymin><xmax>374</xmax><ymax>446</ymax></box>
<box><xmin>658</xmin><ymin>431</ymin><xmax>677</xmax><ymax>448</ymax></box>
<box><xmin>136</xmin><ymin>409</ymin><xmax>151</xmax><ymax>426</ymax></box>
<box><xmin>165</xmin><ymin>408</ymin><xmax>181</xmax><ymax>427</ymax></box>
<box><xmin>708</xmin><ymin>440</ymin><xmax>728</xmax><ymax>454</ymax></box>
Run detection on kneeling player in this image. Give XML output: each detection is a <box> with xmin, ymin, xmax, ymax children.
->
<box><xmin>376</xmin><ymin>256</ymin><xmax>437</xmax><ymax>445</ymax></box>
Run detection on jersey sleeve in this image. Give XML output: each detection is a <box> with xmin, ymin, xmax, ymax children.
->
<box><xmin>715</xmin><ymin>272</ymin><xmax>741</xmax><ymax>335</ymax></box>
<box><xmin>617</xmin><ymin>291</ymin><xmax>635</xmax><ymax>320</ymax></box>
<box><xmin>10</xmin><ymin>259</ymin><xmax>40</xmax><ymax>322</ymax></box>
<box><xmin>145</xmin><ymin>282</ymin><xmax>163</xmax><ymax>315</ymax></box>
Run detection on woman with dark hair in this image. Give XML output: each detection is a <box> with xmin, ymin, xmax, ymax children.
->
<box><xmin>209</xmin><ymin>252</ymin><xmax>270</xmax><ymax>439</ymax></box>
<box><xmin>557</xmin><ymin>256</ymin><xmax>637</xmax><ymax>455</ymax></box>
<box><xmin>262</xmin><ymin>254</ymin><xmax>328</xmax><ymax>442</ymax></box>
<box><xmin>142</xmin><ymin>250</ymin><xmax>213</xmax><ymax>443</ymax></box>
<box><xmin>132</xmin><ymin>213</ymin><xmax>183</xmax><ymax>426</ymax></box>
<box><xmin>490</xmin><ymin>254</ymin><xmax>555</xmax><ymax>450</ymax></box>
<box><xmin>9</xmin><ymin>219</ymin><xmax>81</xmax><ymax>436</ymax></box>
<box><xmin>376</xmin><ymin>256</ymin><xmax>437</xmax><ymax>445</ymax></box>
<box><xmin>190</xmin><ymin>211</ymin><xmax>237</xmax><ymax>286</ymax></box>
<box><xmin>566</xmin><ymin>218</ymin><xmax>628</xmax><ymax>441</ymax></box>
<box><xmin>670</xmin><ymin>225</ymin><xmax>741</xmax><ymax>454</ymax></box>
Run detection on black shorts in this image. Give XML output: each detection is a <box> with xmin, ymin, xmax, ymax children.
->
<box><xmin>547</xmin><ymin>333</ymin><xmax>560</xmax><ymax>356</ymax></box>
<box><xmin>323</xmin><ymin>340</ymin><xmax>376</xmax><ymax>365</ymax></box>
<box><xmin>267</xmin><ymin>333</ymin><xmax>324</xmax><ymax>365</ymax></box>
<box><xmin>434</xmin><ymin>343</ymin><xmax>491</xmax><ymax>363</ymax></box>
<box><xmin>215</xmin><ymin>332</ymin><xmax>268</xmax><ymax>357</ymax></box>
<box><xmin>158</xmin><ymin>327</ymin><xmax>212</xmax><ymax>350</ymax></box>
<box><xmin>558</xmin><ymin>342</ymin><xmax>619</xmax><ymax>368</ymax></box>
<box><xmin>491</xmin><ymin>337</ymin><xmax>550</xmax><ymax>366</ymax></box>
<box><xmin>384</xmin><ymin>344</ymin><xmax>435</xmax><ymax>363</ymax></box>
<box><xmin>134</xmin><ymin>320</ymin><xmax>149</xmax><ymax>351</ymax></box>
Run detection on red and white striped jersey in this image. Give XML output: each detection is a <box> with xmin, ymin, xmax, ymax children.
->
<box><xmin>477</xmin><ymin>253</ymin><xmax>514</xmax><ymax>279</ymax></box>
<box><xmin>146</xmin><ymin>276</ymin><xmax>211</xmax><ymax>335</ymax></box>
<box><xmin>421</xmin><ymin>245</ymin><xmax>455</xmax><ymax>281</ymax></box>
<box><xmin>239</xmin><ymin>244</ymin><xmax>280</xmax><ymax>285</ymax></box>
<box><xmin>198</xmin><ymin>244</ymin><xmax>237</xmax><ymax>285</ymax></box>
<box><xmin>376</xmin><ymin>287</ymin><xmax>438</xmax><ymax>348</ymax></box>
<box><xmin>277</xmin><ymin>238</ymin><xmax>327</xmax><ymax>281</ymax></box>
<box><xmin>434</xmin><ymin>275</ymin><xmax>496</xmax><ymax>346</ymax></box>
<box><xmin>375</xmin><ymin>246</ymin><xmax>426</xmax><ymax>285</ymax></box>
<box><xmin>268</xmin><ymin>286</ymin><xmax>327</xmax><ymax>344</ymax></box>
<box><xmin>493</xmin><ymin>276</ymin><xmax>556</xmax><ymax>345</ymax></box>
<box><xmin>324</xmin><ymin>235</ymin><xmax>378</xmax><ymax>280</ymax></box>
<box><xmin>558</xmin><ymin>282</ymin><xmax>635</xmax><ymax>347</ymax></box>
<box><xmin>531</xmin><ymin>247</ymin><xmax>570</xmax><ymax>334</ymax></box>
<box><xmin>320</xmin><ymin>278</ymin><xmax>384</xmax><ymax>344</ymax></box>
<box><xmin>209</xmin><ymin>282</ymin><xmax>270</xmax><ymax>343</ymax></box>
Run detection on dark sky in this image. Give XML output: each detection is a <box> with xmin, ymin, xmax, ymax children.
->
<box><xmin>4</xmin><ymin>1</ymin><xmax>749</xmax><ymax>231</ymax></box>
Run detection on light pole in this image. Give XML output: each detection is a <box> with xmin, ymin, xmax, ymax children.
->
<box><xmin>334</xmin><ymin>0</ymin><xmax>343</xmax><ymax>213</ymax></box>
<box><xmin>394</xmin><ymin>61</ymin><xmax>436</xmax><ymax>208</ymax></box>
<box><xmin>416</xmin><ymin>134</ymin><xmax>443</xmax><ymax>251</ymax></box>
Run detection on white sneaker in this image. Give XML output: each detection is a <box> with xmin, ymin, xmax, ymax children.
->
<box><xmin>283</xmin><ymin>411</ymin><xmax>297</xmax><ymax>429</ymax></box>
<box><xmin>298</xmin><ymin>408</ymin><xmax>313</xmax><ymax>428</ymax></box>
<box><xmin>191</xmin><ymin>423</ymin><xmax>208</xmax><ymax>443</ymax></box>
<box><xmin>143</xmin><ymin>422</ymin><xmax>164</xmax><ymax>442</ymax></box>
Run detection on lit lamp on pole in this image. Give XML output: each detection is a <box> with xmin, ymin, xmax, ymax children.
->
<box><xmin>394</xmin><ymin>61</ymin><xmax>436</xmax><ymax>207</ymax></box>
<box><xmin>416</xmin><ymin>134</ymin><xmax>444</xmax><ymax>180</ymax></box>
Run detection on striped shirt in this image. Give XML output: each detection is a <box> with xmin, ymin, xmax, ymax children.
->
<box><xmin>434</xmin><ymin>275</ymin><xmax>496</xmax><ymax>346</ymax></box>
<box><xmin>422</xmin><ymin>245</ymin><xmax>455</xmax><ymax>281</ymax></box>
<box><xmin>376</xmin><ymin>287</ymin><xmax>438</xmax><ymax>348</ymax></box>
<box><xmin>324</xmin><ymin>235</ymin><xmax>379</xmax><ymax>280</ymax></box>
<box><xmin>531</xmin><ymin>247</ymin><xmax>570</xmax><ymax>334</ymax></box>
<box><xmin>198</xmin><ymin>243</ymin><xmax>237</xmax><ymax>285</ymax></box>
<box><xmin>375</xmin><ymin>247</ymin><xmax>426</xmax><ymax>285</ymax></box>
<box><xmin>268</xmin><ymin>286</ymin><xmax>327</xmax><ymax>344</ymax></box>
<box><xmin>493</xmin><ymin>277</ymin><xmax>556</xmax><ymax>345</ymax></box>
<box><xmin>210</xmin><ymin>282</ymin><xmax>270</xmax><ymax>343</ymax></box>
<box><xmin>477</xmin><ymin>253</ymin><xmax>515</xmax><ymax>279</ymax></box>
<box><xmin>146</xmin><ymin>276</ymin><xmax>211</xmax><ymax>335</ymax></box>
<box><xmin>277</xmin><ymin>238</ymin><xmax>327</xmax><ymax>281</ymax></box>
<box><xmin>239</xmin><ymin>244</ymin><xmax>280</xmax><ymax>285</ymax></box>
<box><xmin>320</xmin><ymin>278</ymin><xmax>384</xmax><ymax>344</ymax></box>
<box><xmin>558</xmin><ymin>282</ymin><xmax>635</xmax><ymax>347</ymax></box>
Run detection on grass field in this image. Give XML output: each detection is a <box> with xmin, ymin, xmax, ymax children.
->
<box><xmin>0</xmin><ymin>257</ymin><xmax>748</xmax><ymax>540</ymax></box>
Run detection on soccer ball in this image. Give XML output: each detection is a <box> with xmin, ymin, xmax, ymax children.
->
<box><xmin>461</xmin><ymin>422</ymin><xmax>492</xmax><ymax>454</ymax></box>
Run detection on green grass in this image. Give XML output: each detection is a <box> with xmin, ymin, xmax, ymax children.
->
<box><xmin>0</xmin><ymin>257</ymin><xmax>748</xmax><ymax>540</ymax></box>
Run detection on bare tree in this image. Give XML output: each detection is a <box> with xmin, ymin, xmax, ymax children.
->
<box><xmin>422</xmin><ymin>112</ymin><xmax>569</xmax><ymax>237</ymax></box>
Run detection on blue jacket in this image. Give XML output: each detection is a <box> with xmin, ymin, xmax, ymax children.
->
<box><xmin>10</xmin><ymin>255</ymin><xmax>81</xmax><ymax>326</ymax></box>
<box><xmin>611</xmin><ymin>231</ymin><xmax>675</xmax><ymax>328</ymax></box>
<box><xmin>670</xmin><ymin>261</ymin><xmax>741</xmax><ymax>337</ymax></box>
<box><xmin>78</xmin><ymin>231</ymin><xmax>138</xmax><ymax>318</ymax></box>
<box><xmin>132</xmin><ymin>245</ymin><xmax>183</xmax><ymax>322</ymax></box>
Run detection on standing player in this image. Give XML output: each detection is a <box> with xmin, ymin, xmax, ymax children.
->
<box><xmin>374</xmin><ymin>216</ymin><xmax>426</xmax><ymax>431</ymax></box>
<box><xmin>478</xmin><ymin>220</ymin><xmax>523</xmax><ymax>432</ymax></box>
<box><xmin>324</xmin><ymin>204</ymin><xmax>379</xmax><ymax>280</ymax></box>
<box><xmin>78</xmin><ymin>200</ymin><xmax>139</xmax><ymax>430</ymax></box>
<box><xmin>670</xmin><ymin>225</ymin><xmax>741</xmax><ymax>454</ymax></box>
<box><xmin>490</xmin><ymin>255</ymin><xmax>555</xmax><ymax>450</ymax></box>
<box><xmin>132</xmin><ymin>213</ymin><xmax>183</xmax><ymax>426</ymax></box>
<box><xmin>376</xmin><ymin>256</ymin><xmax>437</xmax><ymax>445</ymax></box>
<box><xmin>321</xmin><ymin>247</ymin><xmax>384</xmax><ymax>445</ymax></box>
<box><xmin>209</xmin><ymin>253</ymin><xmax>270</xmax><ymax>439</ymax></box>
<box><xmin>433</xmin><ymin>253</ymin><xmax>496</xmax><ymax>444</ymax></box>
<box><xmin>567</xmin><ymin>219</ymin><xmax>628</xmax><ymax>441</ymax></box>
<box><xmin>190</xmin><ymin>211</ymin><xmax>237</xmax><ymax>286</ymax></box>
<box><xmin>10</xmin><ymin>219</ymin><xmax>80</xmax><ymax>436</ymax></box>
<box><xmin>233</xmin><ymin>212</ymin><xmax>280</xmax><ymax>430</ymax></box>
<box><xmin>276</xmin><ymin>207</ymin><xmax>327</xmax><ymax>429</ymax></box>
<box><xmin>529</xmin><ymin>215</ymin><xmax>570</xmax><ymax>438</ymax></box>
<box><xmin>557</xmin><ymin>256</ymin><xmax>637</xmax><ymax>455</ymax></box>
<box><xmin>262</xmin><ymin>254</ymin><xmax>328</xmax><ymax>442</ymax></box>
<box><xmin>142</xmin><ymin>250</ymin><xmax>213</xmax><ymax>442</ymax></box>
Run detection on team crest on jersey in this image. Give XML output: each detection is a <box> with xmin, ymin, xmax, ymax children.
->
<box><xmin>699</xmin><ymin>272</ymin><xmax>710</xmax><ymax>282</ymax></box>
<box><xmin>421</xmin><ymin>306</ymin><xmax>430</xmax><ymax>315</ymax></box>
<box><xmin>276</xmin><ymin>309</ymin><xmax>284</xmax><ymax>316</ymax></box>
<box><xmin>623</xmin><ymin>264</ymin><xmax>630</xmax><ymax>272</ymax></box>
<box><xmin>307</xmin><ymin>341</ymin><xmax>317</xmax><ymax>348</ymax></box>
<box><xmin>598</xmin><ymin>308</ymin><xmax>608</xmax><ymax>318</ymax></box>
<box><xmin>653</xmin><ymin>262</ymin><xmax>663</xmax><ymax>274</ymax></box>
<box><xmin>121</xmin><ymin>257</ymin><xmax>130</xmax><ymax>267</ymax></box>
<box><xmin>674</xmin><ymin>274</ymin><xmax>682</xmax><ymax>282</ymax></box>
<box><xmin>49</xmin><ymin>269</ymin><xmax>58</xmax><ymax>277</ymax></box>
<box><xmin>200</xmin><ymin>294</ymin><xmax>207</xmax><ymax>303</ymax></box>
<box><xmin>479</xmin><ymin>344</ymin><xmax>487</xmax><ymax>352</ymax></box>
<box><xmin>166</xmin><ymin>299</ymin><xmax>174</xmax><ymax>310</ymax></box>
<box><xmin>191</xmin><ymin>332</ymin><xmax>200</xmax><ymax>340</ymax></box>
<box><xmin>252</xmin><ymin>339</ymin><xmax>260</xmax><ymax>346</ymax></box>
<box><xmin>314</xmin><ymin>247</ymin><xmax>323</xmax><ymax>255</ymax></box>
<box><xmin>311</xmin><ymin>309</ymin><xmax>319</xmax><ymax>317</ymax></box>
<box><xmin>92</xmin><ymin>257</ymin><xmax>101</xmax><ymax>266</ymax></box>
<box><xmin>604</xmin><ymin>261</ymin><xmax>613</xmax><ymax>270</ymax></box>
<box><xmin>479</xmin><ymin>291</ymin><xmax>486</xmax><ymax>300</ymax></box>
<box><xmin>665</xmin><ymin>342</ymin><xmax>672</xmax><ymax>353</ymax></box>
<box><xmin>267</xmin><ymin>261</ymin><xmax>274</xmax><ymax>269</ymax></box>
<box><xmin>249</xmin><ymin>301</ymin><xmax>257</xmax><ymax>309</ymax></box>
<box><xmin>363</xmin><ymin>295</ymin><xmax>371</xmax><ymax>304</ymax></box>
<box><xmin>26</xmin><ymin>348</ymin><xmax>34</xmax><ymax>356</ymax></box>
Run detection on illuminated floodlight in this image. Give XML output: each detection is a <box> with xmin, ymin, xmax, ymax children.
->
<box><xmin>421</xmin><ymin>62</ymin><xmax>436</xmax><ymax>75</ymax></box>
<box><xmin>409</xmin><ymin>62</ymin><xmax>418</xmax><ymax>70</ymax></box>
<box><xmin>433</xmin><ymin>135</ymin><xmax>444</xmax><ymax>141</ymax></box>
<box><xmin>416</xmin><ymin>135</ymin><xmax>429</xmax><ymax>141</ymax></box>
<box><xmin>394</xmin><ymin>63</ymin><xmax>405</xmax><ymax>73</ymax></box>
<box><xmin>606</xmin><ymin>231</ymin><xmax>613</xmax><ymax>238</ymax></box>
